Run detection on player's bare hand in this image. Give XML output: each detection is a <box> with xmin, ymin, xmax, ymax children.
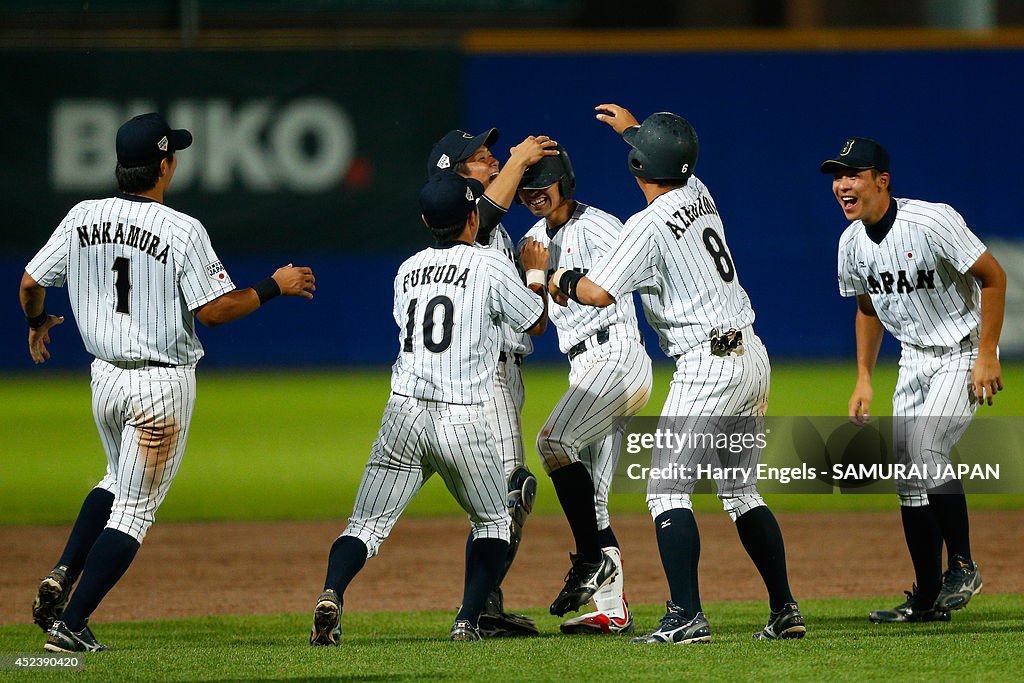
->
<box><xmin>520</xmin><ymin>237</ymin><xmax>549</xmax><ymax>272</ymax></box>
<box><xmin>27</xmin><ymin>315</ymin><xmax>64</xmax><ymax>364</ymax></box>
<box><xmin>848</xmin><ymin>380</ymin><xmax>873</xmax><ymax>425</ymax></box>
<box><xmin>595</xmin><ymin>104</ymin><xmax>639</xmax><ymax>135</ymax></box>
<box><xmin>508</xmin><ymin>136</ymin><xmax>559</xmax><ymax>167</ymax></box>
<box><xmin>548</xmin><ymin>275</ymin><xmax>569</xmax><ymax>307</ymax></box>
<box><xmin>272</xmin><ymin>264</ymin><xmax>316</xmax><ymax>300</ymax></box>
<box><xmin>971</xmin><ymin>352</ymin><xmax>1002</xmax><ymax>406</ymax></box>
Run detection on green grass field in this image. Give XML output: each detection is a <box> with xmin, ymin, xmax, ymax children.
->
<box><xmin>1</xmin><ymin>596</ymin><xmax>1021</xmax><ymax>682</ymax></box>
<box><xmin>2</xmin><ymin>362</ymin><xmax>1023</xmax><ymax>524</ymax></box>
<box><xmin>2</xmin><ymin>363</ymin><xmax>1022</xmax><ymax>681</ymax></box>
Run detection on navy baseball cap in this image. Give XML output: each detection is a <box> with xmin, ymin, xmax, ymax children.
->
<box><xmin>427</xmin><ymin>128</ymin><xmax>499</xmax><ymax>178</ymax></box>
<box><xmin>116</xmin><ymin>113</ymin><xmax>193</xmax><ymax>168</ymax></box>
<box><xmin>820</xmin><ymin>137</ymin><xmax>890</xmax><ymax>174</ymax></box>
<box><xmin>419</xmin><ymin>171</ymin><xmax>485</xmax><ymax>228</ymax></box>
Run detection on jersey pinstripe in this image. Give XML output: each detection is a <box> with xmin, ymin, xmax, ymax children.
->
<box><xmin>25</xmin><ymin>195</ymin><xmax>235</xmax><ymax>365</ymax></box>
<box><xmin>587</xmin><ymin>176</ymin><xmax>755</xmax><ymax>357</ymax></box>
<box><xmin>523</xmin><ymin>202</ymin><xmax>642</xmax><ymax>353</ymax></box>
<box><xmin>484</xmin><ymin>222</ymin><xmax>534</xmax><ymax>357</ymax></box>
<box><xmin>837</xmin><ymin>198</ymin><xmax>986</xmax><ymax>348</ymax></box>
<box><xmin>390</xmin><ymin>242</ymin><xmax>544</xmax><ymax>405</ymax></box>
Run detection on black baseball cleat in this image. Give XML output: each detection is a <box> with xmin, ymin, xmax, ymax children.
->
<box><xmin>753</xmin><ymin>602</ymin><xmax>807</xmax><ymax>640</ymax></box>
<box><xmin>45</xmin><ymin>620</ymin><xmax>111</xmax><ymax>652</ymax></box>
<box><xmin>309</xmin><ymin>590</ymin><xmax>342</xmax><ymax>646</ymax></box>
<box><xmin>630</xmin><ymin>602</ymin><xmax>711</xmax><ymax>644</ymax></box>
<box><xmin>935</xmin><ymin>555</ymin><xmax>983</xmax><ymax>611</ymax></box>
<box><xmin>477</xmin><ymin>587</ymin><xmax>539</xmax><ymax>638</ymax></box>
<box><xmin>868</xmin><ymin>585</ymin><xmax>951</xmax><ymax>623</ymax></box>
<box><xmin>449</xmin><ymin>620</ymin><xmax>482</xmax><ymax>641</ymax></box>
<box><xmin>549</xmin><ymin>551</ymin><xmax>618</xmax><ymax>617</ymax></box>
<box><xmin>32</xmin><ymin>566</ymin><xmax>71</xmax><ymax>632</ymax></box>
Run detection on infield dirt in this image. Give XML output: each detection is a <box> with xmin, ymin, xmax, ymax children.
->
<box><xmin>3</xmin><ymin>511</ymin><xmax>1022</xmax><ymax>624</ymax></box>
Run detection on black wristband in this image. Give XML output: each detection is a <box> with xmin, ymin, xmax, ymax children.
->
<box><xmin>252</xmin><ymin>277</ymin><xmax>281</xmax><ymax>305</ymax></box>
<box><xmin>27</xmin><ymin>310</ymin><xmax>48</xmax><ymax>329</ymax></box>
<box><xmin>558</xmin><ymin>269</ymin><xmax>585</xmax><ymax>303</ymax></box>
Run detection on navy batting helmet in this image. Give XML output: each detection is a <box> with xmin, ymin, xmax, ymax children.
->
<box><xmin>624</xmin><ymin>113</ymin><xmax>698</xmax><ymax>182</ymax></box>
<box><xmin>518</xmin><ymin>143</ymin><xmax>576</xmax><ymax>201</ymax></box>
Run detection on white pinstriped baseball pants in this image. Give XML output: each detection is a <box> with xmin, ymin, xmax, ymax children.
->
<box><xmin>536</xmin><ymin>338</ymin><xmax>653</xmax><ymax>530</ymax></box>
<box><xmin>892</xmin><ymin>340</ymin><xmax>979</xmax><ymax>506</ymax></box>
<box><xmin>483</xmin><ymin>358</ymin><xmax>525</xmax><ymax>479</ymax></box>
<box><xmin>342</xmin><ymin>394</ymin><xmax>512</xmax><ymax>558</ymax></box>
<box><xmin>90</xmin><ymin>358</ymin><xmax>196</xmax><ymax>542</ymax></box>
<box><xmin>647</xmin><ymin>329</ymin><xmax>771</xmax><ymax>521</ymax></box>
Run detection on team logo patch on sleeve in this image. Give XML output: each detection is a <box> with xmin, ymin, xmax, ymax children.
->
<box><xmin>206</xmin><ymin>260</ymin><xmax>229</xmax><ymax>282</ymax></box>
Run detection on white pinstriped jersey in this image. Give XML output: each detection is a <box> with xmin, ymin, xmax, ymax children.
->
<box><xmin>484</xmin><ymin>221</ymin><xmax>533</xmax><ymax>357</ymax></box>
<box><xmin>588</xmin><ymin>176</ymin><xmax>755</xmax><ymax>357</ymax></box>
<box><xmin>523</xmin><ymin>202</ymin><xmax>642</xmax><ymax>354</ymax></box>
<box><xmin>837</xmin><ymin>198</ymin><xmax>986</xmax><ymax>348</ymax></box>
<box><xmin>25</xmin><ymin>195</ymin><xmax>235</xmax><ymax>365</ymax></box>
<box><xmin>390</xmin><ymin>242</ymin><xmax>545</xmax><ymax>405</ymax></box>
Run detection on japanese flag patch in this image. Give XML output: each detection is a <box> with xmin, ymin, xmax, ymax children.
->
<box><xmin>206</xmin><ymin>260</ymin><xmax>229</xmax><ymax>283</ymax></box>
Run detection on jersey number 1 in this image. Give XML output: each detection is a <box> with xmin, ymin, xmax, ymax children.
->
<box><xmin>112</xmin><ymin>257</ymin><xmax>131</xmax><ymax>314</ymax></box>
<box><xmin>403</xmin><ymin>295</ymin><xmax>455</xmax><ymax>353</ymax></box>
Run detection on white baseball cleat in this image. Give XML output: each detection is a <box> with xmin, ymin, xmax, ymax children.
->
<box><xmin>560</xmin><ymin>599</ymin><xmax>634</xmax><ymax>635</ymax></box>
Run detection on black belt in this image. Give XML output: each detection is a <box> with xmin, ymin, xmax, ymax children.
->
<box><xmin>568</xmin><ymin>329</ymin><xmax>610</xmax><ymax>360</ymax></box>
<box><xmin>498</xmin><ymin>351</ymin><xmax>523</xmax><ymax>366</ymax></box>
<box><xmin>105</xmin><ymin>359</ymin><xmax>176</xmax><ymax>369</ymax></box>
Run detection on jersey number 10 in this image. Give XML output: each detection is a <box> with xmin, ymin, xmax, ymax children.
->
<box><xmin>403</xmin><ymin>295</ymin><xmax>455</xmax><ymax>353</ymax></box>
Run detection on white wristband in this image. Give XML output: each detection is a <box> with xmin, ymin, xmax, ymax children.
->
<box><xmin>526</xmin><ymin>269</ymin><xmax>546</xmax><ymax>287</ymax></box>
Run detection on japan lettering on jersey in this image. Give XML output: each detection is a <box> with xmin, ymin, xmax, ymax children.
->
<box><xmin>390</xmin><ymin>243</ymin><xmax>544</xmax><ymax>405</ymax></box>
<box><xmin>523</xmin><ymin>202</ymin><xmax>641</xmax><ymax>354</ymax></box>
<box><xmin>837</xmin><ymin>198</ymin><xmax>986</xmax><ymax>348</ymax></box>
<box><xmin>483</xmin><ymin>221</ymin><xmax>534</xmax><ymax>357</ymax></box>
<box><xmin>25</xmin><ymin>196</ymin><xmax>235</xmax><ymax>365</ymax></box>
<box><xmin>588</xmin><ymin>175</ymin><xmax>754</xmax><ymax>357</ymax></box>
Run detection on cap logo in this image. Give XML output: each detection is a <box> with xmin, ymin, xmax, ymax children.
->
<box><xmin>465</xmin><ymin>186</ymin><xmax>474</xmax><ymax>200</ymax></box>
<box><xmin>157</xmin><ymin>135</ymin><xmax>169</xmax><ymax>152</ymax></box>
<box><xmin>437</xmin><ymin>154</ymin><xmax>451</xmax><ymax>170</ymax></box>
<box><xmin>840</xmin><ymin>139</ymin><xmax>855</xmax><ymax>156</ymax></box>
<box><xmin>462</xmin><ymin>132</ymin><xmax>473</xmax><ymax>139</ymax></box>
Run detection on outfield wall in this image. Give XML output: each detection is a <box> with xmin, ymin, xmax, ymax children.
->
<box><xmin>2</xmin><ymin>38</ymin><xmax>1021</xmax><ymax>368</ymax></box>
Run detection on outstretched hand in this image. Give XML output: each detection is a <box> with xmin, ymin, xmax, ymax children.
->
<box><xmin>508</xmin><ymin>135</ymin><xmax>559</xmax><ymax>167</ymax></box>
<box><xmin>595</xmin><ymin>104</ymin><xmax>639</xmax><ymax>135</ymax></box>
<box><xmin>28</xmin><ymin>315</ymin><xmax>64</xmax><ymax>364</ymax></box>
<box><xmin>272</xmin><ymin>264</ymin><xmax>316</xmax><ymax>299</ymax></box>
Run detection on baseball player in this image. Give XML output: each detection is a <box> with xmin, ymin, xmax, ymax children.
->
<box><xmin>309</xmin><ymin>171</ymin><xmax>550</xmax><ymax>645</ymax></box>
<box><xmin>823</xmin><ymin>138</ymin><xmax>1005</xmax><ymax>623</ymax></box>
<box><xmin>516</xmin><ymin>144</ymin><xmax>653</xmax><ymax>634</ymax></box>
<box><xmin>425</xmin><ymin>128</ymin><xmax>557</xmax><ymax>637</ymax></box>
<box><xmin>549</xmin><ymin>104</ymin><xmax>805</xmax><ymax>643</ymax></box>
<box><xmin>23</xmin><ymin>113</ymin><xmax>315</xmax><ymax>652</ymax></box>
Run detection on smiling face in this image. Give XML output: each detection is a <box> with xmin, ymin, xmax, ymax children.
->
<box><xmin>458</xmin><ymin>145</ymin><xmax>500</xmax><ymax>189</ymax></box>
<box><xmin>832</xmin><ymin>168</ymin><xmax>890</xmax><ymax>224</ymax></box>
<box><xmin>517</xmin><ymin>181</ymin><xmax>568</xmax><ymax>218</ymax></box>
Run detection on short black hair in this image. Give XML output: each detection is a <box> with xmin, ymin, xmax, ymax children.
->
<box><xmin>115</xmin><ymin>156</ymin><xmax>166</xmax><ymax>194</ymax></box>
<box><xmin>454</xmin><ymin>160</ymin><xmax>470</xmax><ymax>176</ymax></box>
<box><xmin>430</xmin><ymin>219</ymin><xmax>468</xmax><ymax>242</ymax></box>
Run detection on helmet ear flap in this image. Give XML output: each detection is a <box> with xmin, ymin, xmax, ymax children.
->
<box><xmin>628</xmin><ymin>148</ymin><xmax>649</xmax><ymax>179</ymax></box>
